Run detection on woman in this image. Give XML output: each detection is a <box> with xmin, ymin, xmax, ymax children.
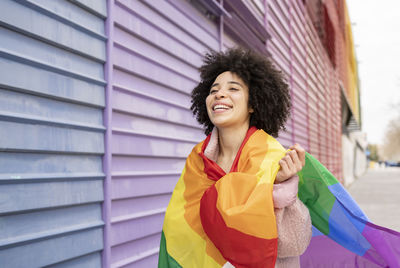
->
<box><xmin>159</xmin><ymin>47</ymin><xmax>311</xmax><ymax>267</ymax></box>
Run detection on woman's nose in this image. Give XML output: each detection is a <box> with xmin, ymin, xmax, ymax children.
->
<box><xmin>215</xmin><ymin>88</ymin><xmax>226</xmax><ymax>99</ymax></box>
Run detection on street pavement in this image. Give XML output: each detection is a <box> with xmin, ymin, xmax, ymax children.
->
<box><xmin>347</xmin><ymin>167</ymin><xmax>400</xmax><ymax>232</ymax></box>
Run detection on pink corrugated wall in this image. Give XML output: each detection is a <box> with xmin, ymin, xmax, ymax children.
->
<box><xmin>265</xmin><ymin>0</ymin><xmax>342</xmax><ymax>180</ymax></box>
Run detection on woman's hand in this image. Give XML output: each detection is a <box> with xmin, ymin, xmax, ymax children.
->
<box><xmin>275</xmin><ymin>144</ymin><xmax>306</xmax><ymax>183</ymax></box>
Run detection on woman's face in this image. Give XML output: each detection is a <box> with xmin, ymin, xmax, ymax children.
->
<box><xmin>206</xmin><ymin>71</ymin><xmax>253</xmax><ymax>130</ymax></box>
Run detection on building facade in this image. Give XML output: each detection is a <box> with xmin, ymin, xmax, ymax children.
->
<box><xmin>0</xmin><ymin>0</ymin><xmax>361</xmax><ymax>267</ymax></box>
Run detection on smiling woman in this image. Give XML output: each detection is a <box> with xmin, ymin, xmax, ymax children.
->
<box><xmin>159</xmin><ymin>47</ymin><xmax>311</xmax><ymax>268</ymax></box>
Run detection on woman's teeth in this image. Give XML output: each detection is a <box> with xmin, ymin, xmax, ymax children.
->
<box><xmin>213</xmin><ymin>104</ymin><xmax>230</xmax><ymax>110</ymax></box>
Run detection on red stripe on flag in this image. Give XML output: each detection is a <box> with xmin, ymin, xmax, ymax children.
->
<box><xmin>199</xmin><ymin>127</ymin><xmax>258</xmax><ymax>181</ymax></box>
<box><xmin>200</xmin><ymin>184</ymin><xmax>277</xmax><ymax>268</ymax></box>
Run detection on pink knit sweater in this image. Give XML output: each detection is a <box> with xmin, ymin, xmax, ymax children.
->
<box><xmin>273</xmin><ymin>175</ymin><xmax>312</xmax><ymax>268</ymax></box>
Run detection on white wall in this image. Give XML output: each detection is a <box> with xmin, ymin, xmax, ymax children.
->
<box><xmin>342</xmin><ymin>131</ymin><xmax>368</xmax><ymax>187</ymax></box>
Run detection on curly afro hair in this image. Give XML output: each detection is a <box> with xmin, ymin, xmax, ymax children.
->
<box><xmin>190</xmin><ymin>47</ymin><xmax>291</xmax><ymax>137</ymax></box>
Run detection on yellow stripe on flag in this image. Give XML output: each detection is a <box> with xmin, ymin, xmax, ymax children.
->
<box><xmin>163</xmin><ymin>167</ymin><xmax>222</xmax><ymax>267</ymax></box>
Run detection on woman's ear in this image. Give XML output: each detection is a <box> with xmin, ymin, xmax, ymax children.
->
<box><xmin>249</xmin><ymin>107</ymin><xmax>254</xmax><ymax>113</ymax></box>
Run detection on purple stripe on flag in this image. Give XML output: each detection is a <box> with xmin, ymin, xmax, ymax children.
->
<box><xmin>300</xmin><ymin>235</ymin><xmax>382</xmax><ymax>267</ymax></box>
<box><xmin>336</xmin><ymin>197</ymin><xmax>400</xmax><ymax>267</ymax></box>
<box><xmin>362</xmin><ymin>222</ymin><xmax>400</xmax><ymax>267</ymax></box>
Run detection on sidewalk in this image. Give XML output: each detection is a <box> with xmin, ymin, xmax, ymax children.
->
<box><xmin>347</xmin><ymin>167</ymin><xmax>400</xmax><ymax>232</ymax></box>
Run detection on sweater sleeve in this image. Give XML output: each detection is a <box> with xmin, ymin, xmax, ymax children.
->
<box><xmin>273</xmin><ymin>175</ymin><xmax>299</xmax><ymax>209</ymax></box>
<box><xmin>275</xmin><ymin>198</ymin><xmax>312</xmax><ymax>258</ymax></box>
<box><xmin>272</xmin><ymin>175</ymin><xmax>312</xmax><ymax>258</ymax></box>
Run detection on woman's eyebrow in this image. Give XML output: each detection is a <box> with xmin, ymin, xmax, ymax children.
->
<box><xmin>211</xmin><ymin>81</ymin><xmax>243</xmax><ymax>88</ymax></box>
<box><xmin>228</xmin><ymin>81</ymin><xmax>243</xmax><ymax>87</ymax></box>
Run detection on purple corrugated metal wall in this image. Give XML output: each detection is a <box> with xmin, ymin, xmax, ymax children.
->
<box><xmin>104</xmin><ymin>0</ymin><xmax>219</xmax><ymax>266</ymax></box>
<box><xmin>103</xmin><ymin>0</ymin><xmax>343</xmax><ymax>266</ymax></box>
<box><xmin>266</xmin><ymin>1</ymin><xmax>301</xmax><ymax>148</ymax></box>
<box><xmin>0</xmin><ymin>1</ymin><xmax>106</xmax><ymax>267</ymax></box>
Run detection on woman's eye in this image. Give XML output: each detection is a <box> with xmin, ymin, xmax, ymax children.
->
<box><xmin>229</xmin><ymin>88</ymin><xmax>238</xmax><ymax>91</ymax></box>
<box><xmin>210</xmin><ymin>89</ymin><xmax>217</xmax><ymax>94</ymax></box>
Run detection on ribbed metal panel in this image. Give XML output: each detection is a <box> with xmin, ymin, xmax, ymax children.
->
<box><xmin>247</xmin><ymin>0</ymin><xmax>265</xmax><ymax>17</ymax></box>
<box><xmin>289</xmin><ymin>0</ymin><xmax>309</xmax><ymax>151</ymax></box>
<box><xmin>106</xmin><ymin>0</ymin><xmax>218</xmax><ymax>267</ymax></box>
<box><xmin>0</xmin><ymin>0</ymin><xmax>106</xmax><ymax>267</ymax></box>
<box><xmin>264</xmin><ymin>0</ymin><xmax>341</xmax><ymax>180</ymax></box>
<box><xmin>303</xmin><ymin>1</ymin><xmax>342</xmax><ymax>180</ymax></box>
<box><xmin>305</xmin><ymin>8</ymin><xmax>324</xmax><ymax>161</ymax></box>
<box><xmin>265</xmin><ymin>0</ymin><xmax>293</xmax><ymax>148</ymax></box>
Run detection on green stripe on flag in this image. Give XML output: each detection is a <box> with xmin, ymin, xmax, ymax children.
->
<box><xmin>298</xmin><ymin>153</ymin><xmax>338</xmax><ymax>235</ymax></box>
<box><xmin>158</xmin><ymin>231</ymin><xmax>182</xmax><ymax>268</ymax></box>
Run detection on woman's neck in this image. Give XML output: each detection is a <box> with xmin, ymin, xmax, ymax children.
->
<box><xmin>217</xmin><ymin>123</ymin><xmax>249</xmax><ymax>164</ymax></box>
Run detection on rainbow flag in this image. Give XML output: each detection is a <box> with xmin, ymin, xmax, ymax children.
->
<box><xmin>159</xmin><ymin>128</ymin><xmax>285</xmax><ymax>267</ymax></box>
<box><xmin>298</xmin><ymin>153</ymin><xmax>400</xmax><ymax>267</ymax></box>
<box><xmin>159</xmin><ymin>129</ymin><xmax>400</xmax><ymax>267</ymax></box>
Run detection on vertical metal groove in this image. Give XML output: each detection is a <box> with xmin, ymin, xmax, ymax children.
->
<box><xmin>102</xmin><ymin>0</ymin><xmax>114</xmax><ymax>267</ymax></box>
<box><xmin>288</xmin><ymin>1</ymin><xmax>296</xmax><ymax>145</ymax></box>
<box><xmin>219</xmin><ymin>0</ymin><xmax>224</xmax><ymax>51</ymax></box>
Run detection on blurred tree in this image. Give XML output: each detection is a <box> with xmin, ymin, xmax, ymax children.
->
<box><xmin>367</xmin><ymin>143</ymin><xmax>380</xmax><ymax>161</ymax></box>
<box><xmin>381</xmin><ymin>116</ymin><xmax>400</xmax><ymax>161</ymax></box>
<box><xmin>381</xmin><ymin>99</ymin><xmax>400</xmax><ymax>161</ymax></box>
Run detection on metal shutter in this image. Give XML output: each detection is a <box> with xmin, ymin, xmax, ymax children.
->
<box><xmin>0</xmin><ymin>0</ymin><xmax>107</xmax><ymax>267</ymax></box>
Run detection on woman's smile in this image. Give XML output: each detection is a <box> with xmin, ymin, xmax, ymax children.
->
<box><xmin>212</xmin><ymin>102</ymin><xmax>233</xmax><ymax>113</ymax></box>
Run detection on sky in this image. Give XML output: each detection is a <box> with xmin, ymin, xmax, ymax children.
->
<box><xmin>346</xmin><ymin>0</ymin><xmax>400</xmax><ymax>145</ymax></box>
